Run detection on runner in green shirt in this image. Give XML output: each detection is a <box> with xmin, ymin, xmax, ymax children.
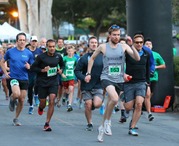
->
<box><xmin>61</xmin><ymin>45</ymin><xmax>77</xmax><ymax>112</ymax></box>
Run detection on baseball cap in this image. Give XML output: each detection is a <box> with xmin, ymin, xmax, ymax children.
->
<box><xmin>30</xmin><ymin>36</ymin><xmax>38</xmax><ymax>41</ymax></box>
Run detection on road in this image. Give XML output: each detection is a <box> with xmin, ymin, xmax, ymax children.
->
<box><xmin>0</xmin><ymin>86</ymin><xmax>179</xmax><ymax>146</ymax></box>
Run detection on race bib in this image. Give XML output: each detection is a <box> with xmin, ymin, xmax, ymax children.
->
<box><xmin>10</xmin><ymin>79</ymin><xmax>19</xmax><ymax>86</ymax></box>
<box><xmin>109</xmin><ymin>65</ymin><xmax>121</xmax><ymax>75</ymax></box>
<box><xmin>47</xmin><ymin>67</ymin><xmax>57</xmax><ymax>77</ymax></box>
<box><xmin>66</xmin><ymin>69</ymin><xmax>74</xmax><ymax>76</ymax></box>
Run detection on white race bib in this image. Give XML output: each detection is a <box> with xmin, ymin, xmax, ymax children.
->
<box><xmin>108</xmin><ymin>65</ymin><xmax>121</xmax><ymax>75</ymax></box>
<box><xmin>47</xmin><ymin>67</ymin><xmax>57</xmax><ymax>77</ymax></box>
<box><xmin>10</xmin><ymin>79</ymin><xmax>19</xmax><ymax>86</ymax></box>
<box><xmin>66</xmin><ymin>69</ymin><xmax>74</xmax><ymax>76</ymax></box>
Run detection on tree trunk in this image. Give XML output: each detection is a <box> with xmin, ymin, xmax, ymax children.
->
<box><xmin>40</xmin><ymin>0</ymin><xmax>53</xmax><ymax>39</ymax></box>
<box><xmin>16</xmin><ymin>0</ymin><xmax>28</xmax><ymax>33</ymax></box>
<box><xmin>25</xmin><ymin>0</ymin><xmax>39</xmax><ymax>38</ymax></box>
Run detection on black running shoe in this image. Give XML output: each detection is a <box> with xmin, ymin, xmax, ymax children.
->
<box><xmin>67</xmin><ymin>105</ymin><xmax>73</xmax><ymax>112</ymax></box>
<box><xmin>119</xmin><ymin>116</ymin><xmax>127</xmax><ymax>123</ymax></box>
<box><xmin>148</xmin><ymin>114</ymin><xmax>154</xmax><ymax>121</ymax></box>
<box><xmin>86</xmin><ymin>123</ymin><xmax>93</xmax><ymax>131</ymax></box>
<box><xmin>43</xmin><ymin>123</ymin><xmax>52</xmax><ymax>131</ymax></box>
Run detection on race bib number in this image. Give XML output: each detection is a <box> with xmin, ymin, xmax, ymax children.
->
<box><xmin>10</xmin><ymin>79</ymin><xmax>19</xmax><ymax>86</ymax></box>
<box><xmin>66</xmin><ymin>69</ymin><xmax>74</xmax><ymax>76</ymax></box>
<box><xmin>47</xmin><ymin>67</ymin><xmax>57</xmax><ymax>77</ymax></box>
<box><xmin>109</xmin><ymin>65</ymin><xmax>121</xmax><ymax>75</ymax></box>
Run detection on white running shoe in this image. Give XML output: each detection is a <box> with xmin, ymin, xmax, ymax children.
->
<box><xmin>97</xmin><ymin>125</ymin><xmax>104</xmax><ymax>142</ymax></box>
<box><xmin>104</xmin><ymin>120</ymin><xmax>112</xmax><ymax>136</ymax></box>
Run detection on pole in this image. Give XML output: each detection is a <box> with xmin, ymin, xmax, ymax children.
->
<box><xmin>126</xmin><ymin>0</ymin><xmax>174</xmax><ymax>106</ymax></box>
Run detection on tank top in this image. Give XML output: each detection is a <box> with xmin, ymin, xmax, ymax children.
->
<box><xmin>100</xmin><ymin>43</ymin><xmax>125</xmax><ymax>83</ymax></box>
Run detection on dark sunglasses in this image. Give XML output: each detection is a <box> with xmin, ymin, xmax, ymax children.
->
<box><xmin>110</xmin><ymin>25</ymin><xmax>120</xmax><ymax>29</ymax></box>
<box><xmin>135</xmin><ymin>41</ymin><xmax>143</xmax><ymax>44</ymax></box>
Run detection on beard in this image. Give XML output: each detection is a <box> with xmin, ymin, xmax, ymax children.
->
<box><xmin>111</xmin><ymin>39</ymin><xmax>119</xmax><ymax>45</ymax></box>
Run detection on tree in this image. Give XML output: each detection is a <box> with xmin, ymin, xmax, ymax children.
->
<box><xmin>16</xmin><ymin>0</ymin><xmax>53</xmax><ymax>39</ymax></box>
<box><xmin>172</xmin><ymin>0</ymin><xmax>179</xmax><ymax>25</ymax></box>
<box><xmin>52</xmin><ymin>0</ymin><xmax>126</xmax><ymax>38</ymax></box>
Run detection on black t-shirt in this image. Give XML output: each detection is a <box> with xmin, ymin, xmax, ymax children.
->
<box><xmin>31</xmin><ymin>52</ymin><xmax>64</xmax><ymax>87</ymax></box>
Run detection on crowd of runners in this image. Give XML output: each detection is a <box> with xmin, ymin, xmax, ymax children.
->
<box><xmin>0</xmin><ymin>24</ymin><xmax>166</xmax><ymax>142</ymax></box>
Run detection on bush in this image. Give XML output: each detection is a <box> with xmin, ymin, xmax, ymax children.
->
<box><xmin>174</xmin><ymin>56</ymin><xmax>179</xmax><ymax>86</ymax></box>
<box><xmin>176</xmin><ymin>33</ymin><xmax>179</xmax><ymax>40</ymax></box>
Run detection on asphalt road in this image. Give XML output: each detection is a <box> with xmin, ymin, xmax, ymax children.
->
<box><xmin>0</xmin><ymin>86</ymin><xmax>179</xmax><ymax>146</ymax></box>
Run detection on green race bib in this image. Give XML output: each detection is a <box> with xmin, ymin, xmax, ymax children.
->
<box><xmin>109</xmin><ymin>65</ymin><xmax>121</xmax><ymax>75</ymax></box>
<box><xmin>10</xmin><ymin>79</ymin><xmax>19</xmax><ymax>86</ymax></box>
<box><xmin>47</xmin><ymin>67</ymin><xmax>57</xmax><ymax>77</ymax></box>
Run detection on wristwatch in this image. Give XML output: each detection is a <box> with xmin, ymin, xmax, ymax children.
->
<box><xmin>86</xmin><ymin>72</ymin><xmax>91</xmax><ymax>76</ymax></box>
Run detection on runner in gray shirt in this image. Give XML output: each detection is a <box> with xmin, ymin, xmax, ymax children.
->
<box><xmin>86</xmin><ymin>24</ymin><xmax>140</xmax><ymax>142</ymax></box>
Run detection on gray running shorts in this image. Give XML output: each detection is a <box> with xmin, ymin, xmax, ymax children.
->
<box><xmin>81</xmin><ymin>89</ymin><xmax>103</xmax><ymax>101</ymax></box>
<box><xmin>124</xmin><ymin>82</ymin><xmax>146</xmax><ymax>102</ymax></box>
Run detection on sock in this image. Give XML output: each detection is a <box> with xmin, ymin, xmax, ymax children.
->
<box><xmin>121</xmin><ymin>109</ymin><xmax>125</xmax><ymax>116</ymax></box>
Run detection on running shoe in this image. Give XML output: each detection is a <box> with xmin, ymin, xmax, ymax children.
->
<box><xmin>9</xmin><ymin>96</ymin><xmax>17</xmax><ymax>112</ymax></box>
<box><xmin>86</xmin><ymin>123</ymin><xmax>93</xmax><ymax>131</ymax></box>
<box><xmin>124</xmin><ymin>110</ymin><xmax>130</xmax><ymax>118</ymax></box>
<box><xmin>114</xmin><ymin>105</ymin><xmax>120</xmax><ymax>112</ymax></box>
<box><xmin>119</xmin><ymin>116</ymin><xmax>127</xmax><ymax>123</ymax></box>
<box><xmin>13</xmin><ymin>118</ymin><xmax>21</xmax><ymax>126</ymax></box>
<box><xmin>43</xmin><ymin>123</ymin><xmax>52</xmax><ymax>131</ymax></box>
<box><xmin>104</xmin><ymin>120</ymin><xmax>112</xmax><ymax>136</ymax></box>
<box><xmin>28</xmin><ymin>106</ymin><xmax>34</xmax><ymax>114</ymax></box>
<box><xmin>97</xmin><ymin>125</ymin><xmax>104</xmax><ymax>142</ymax></box>
<box><xmin>79</xmin><ymin>100</ymin><xmax>83</xmax><ymax>109</ymax></box>
<box><xmin>128</xmin><ymin>128</ymin><xmax>138</xmax><ymax>136</ymax></box>
<box><xmin>38</xmin><ymin>107</ymin><xmax>43</xmax><ymax>115</ymax></box>
<box><xmin>67</xmin><ymin>105</ymin><xmax>73</xmax><ymax>112</ymax></box>
<box><xmin>56</xmin><ymin>102</ymin><xmax>61</xmax><ymax>108</ymax></box>
<box><xmin>34</xmin><ymin>95</ymin><xmax>40</xmax><ymax>106</ymax></box>
<box><xmin>62</xmin><ymin>97</ymin><xmax>66</xmax><ymax>105</ymax></box>
<box><xmin>148</xmin><ymin>113</ymin><xmax>154</xmax><ymax>121</ymax></box>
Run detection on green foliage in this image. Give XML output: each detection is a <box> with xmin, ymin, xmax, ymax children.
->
<box><xmin>52</xmin><ymin>0</ymin><xmax>126</xmax><ymax>37</ymax></box>
<box><xmin>174</xmin><ymin>56</ymin><xmax>179</xmax><ymax>86</ymax></box>
<box><xmin>172</xmin><ymin>0</ymin><xmax>179</xmax><ymax>24</ymax></box>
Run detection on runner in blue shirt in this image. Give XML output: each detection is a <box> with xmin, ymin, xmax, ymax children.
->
<box><xmin>0</xmin><ymin>32</ymin><xmax>34</xmax><ymax>126</ymax></box>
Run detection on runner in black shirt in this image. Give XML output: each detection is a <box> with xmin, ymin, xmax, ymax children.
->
<box><xmin>31</xmin><ymin>39</ymin><xmax>64</xmax><ymax>131</ymax></box>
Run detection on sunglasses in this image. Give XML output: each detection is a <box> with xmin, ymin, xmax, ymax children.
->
<box><xmin>110</xmin><ymin>25</ymin><xmax>120</xmax><ymax>29</ymax></box>
<box><xmin>135</xmin><ymin>41</ymin><xmax>143</xmax><ymax>44</ymax></box>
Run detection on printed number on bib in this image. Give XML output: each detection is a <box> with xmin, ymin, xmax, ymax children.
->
<box><xmin>47</xmin><ymin>67</ymin><xmax>57</xmax><ymax>77</ymax></box>
<box><xmin>66</xmin><ymin>69</ymin><xmax>74</xmax><ymax>76</ymax></box>
<box><xmin>109</xmin><ymin>65</ymin><xmax>121</xmax><ymax>75</ymax></box>
<box><xmin>10</xmin><ymin>79</ymin><xmax>19</xmax><ymax>86</ymax></box>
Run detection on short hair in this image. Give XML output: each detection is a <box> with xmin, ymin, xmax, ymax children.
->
<box><xmin>67</xmin><ymin>45</ymin><xmax>75</xmax><ymax>50</ymax></box>
<box><xmin>16</xmin><ymin>32</ymin><xmax>26</xmax><ymax>42</ymax></box>
<box><xmin>88</xmin><ymin>36</ymin><xmax>97</xmax><ymax>43</ymax></box>
<box><xmin>46</xmin><ymin>39</ymin><xmax>56</xmax><ymax>46</ymax></box>
<box><xmin>108</xmin><ymin>24</ymin><xmax>120</xmax><ymax>34</ymax></box>
<box><xmin>144</xmin><ymin>37</ymin><xmax>152</xmax><ymax>43</ymax></box>
<box><xmin>133</xmin><ymin>34</ymin><xmax>144</xmax><ymax>41</ymax></box>
<box><xmin>57</xmin><ymin>37</ymin><xmax>64</xmax><ymax>42</ymax></box>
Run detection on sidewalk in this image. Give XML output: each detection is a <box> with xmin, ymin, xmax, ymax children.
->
<box><xmin>0</xmin><ymin>87</ymin><xmax>179</xmax><ymax>146</ymax></box>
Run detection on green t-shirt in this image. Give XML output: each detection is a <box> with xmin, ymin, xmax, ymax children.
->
<box><xmin>150</xmin><ymin>51</ymin><xmax>165</xmax><ymax>82</ymax></box>
<box><xmin>62</xmin><ymin>56</ymin><xmax>77</xmax><ymax>81</ymax></box>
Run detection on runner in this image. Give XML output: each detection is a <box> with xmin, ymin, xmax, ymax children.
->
<box><xmin>31</xmin><ymin>39</ymin><xmax>64</xmax><ymax>131</ymax></box>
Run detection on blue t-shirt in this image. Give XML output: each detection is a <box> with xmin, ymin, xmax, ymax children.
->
<box><xmin>29</xmin><ymin>48</ymin><xmax>43</xmax><ymax>59</ymax></box>
<box><xmin>28</xmin><ymin>48</ymin><xmax>43</xmax><ymax>76</ymax></box>
<box><xmin>4</xmin><ymin>47</ymin><xmax>34</xmax><ymax>80</ymax></box>
<box><xmin>143</xmin><ymin>45</ymin><xmax>155</xmax><ymax>73</ymax></box>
